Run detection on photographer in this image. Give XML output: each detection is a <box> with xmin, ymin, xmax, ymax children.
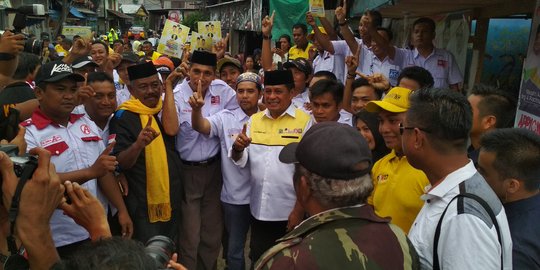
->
<box><xmin>0</xmin><ymin>147</ymin><xmax>188</xmax><ymax>270</ymax></box>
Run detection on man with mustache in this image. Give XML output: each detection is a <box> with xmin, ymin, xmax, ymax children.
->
<box><xmin>173</xmin><ymin>50</ymin><xmax>238</xmax><ymax>270</ymax></box>
<box><xmin>109</xmin><ymin>61</ymin><xmax>182</xmax><ymax>244</ymax></box>
<box><xmin>23</xmin><ymin>61</ymin><xmax>132</xmax><ymax>258</ymax></box>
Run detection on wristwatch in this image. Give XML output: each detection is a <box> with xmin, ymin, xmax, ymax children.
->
<box><xmin>0</xmin><ymin>53</ymin><xmax>15</xmax><ymax>61</ymax></box>
<box><xmin>339</xmin><ymin>19</ymin><xmax>349</xmax><ymax>26</ymax></box>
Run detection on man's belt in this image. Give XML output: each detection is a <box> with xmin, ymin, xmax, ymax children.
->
<box><xmin>180</xmin><ymin>155</ymin><xmax>220</xmax><ymax>166</ymax></box>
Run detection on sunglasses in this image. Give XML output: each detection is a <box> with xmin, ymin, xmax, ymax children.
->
<box><xmin>399</xmin><ymin>123</ymin><xmax>430</xmax><ymax>135</ymax></box>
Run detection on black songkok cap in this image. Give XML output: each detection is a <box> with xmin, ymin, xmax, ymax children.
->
<box><xmin>264</xmin><ymin>70</ymin><xmax>294</xmax><ymax>86</ymax></box>
<box><xmin>127</xmin><ymin>61</ymin><xmax>157</xmax><ymax>81</ymax></box>
<box><xmin>191</xmin><ymin>50</ymin><xmax>217</xmax><ymax>67</ymax></box>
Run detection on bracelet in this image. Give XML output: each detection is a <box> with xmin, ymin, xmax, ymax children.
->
<box><xmin>338</xmin><ymin>20</ymin><xmax>348</xmax><ymax>26</ymax></box>
<box><xmin>263</xmin><ymin>35</ymin><xmax>272</xmax><ymax>40</ymax></box>
<box><xmin>347</xmin><ymin>72</ymin><xmax>356</xmax><ymax>77</ymax></box>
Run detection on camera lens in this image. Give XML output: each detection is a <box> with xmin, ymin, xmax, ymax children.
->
<box><xmin>144</xmin><ymin>235</ymin><xmax>176</xmax><ymax>269</ymax></box>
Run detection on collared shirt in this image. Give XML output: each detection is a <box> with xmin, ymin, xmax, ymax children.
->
<box><xmin>504</xmin><ymin>193</ymin><xmax>540</xmax><ymax>269</ymax></box>
<box><xmin>207</xmin><ymin>107</ymin><xmax>252</xmax><ymax>204</ymax></box>
<box><xmin>406</xmin><ymin>47</ymin><xmax>463</xmax><ymax>89</ymax></box>
<box><xmin>368</xmin><ymin>149</ymin><xmax>430</xmax><ymax>233</ymax></box>
<box><xmin>256</xmin><ymin>204</ymin><xmax>419</xmax><ymax>270</ymax></box>
<box><xmin>291</xmin><ymin>90</ymin><xmax>310</xmax><ymax>113</ymax></box>
<box><xmin>288</xmin><ymin>43</ymin><xmax>314</xmax><ymax>60</ymax></box>
<box><xmin>23</xmin><ymin>108</ymin><xmax>106</xmax><ymax>247</ymax></box>
<box><xmin>331</xmin><ymin>38</ymin><xmax>372</xmax><ymax>82</ymax></box>
<box><xmin>367</xmin><ymin>47</ymin><xmax>408</xmax><ymax>86</ymax></box>
<box><xmin>272</xmin><ymin>53</ymin><xmax>288</xmax><ymax>67</ymax></box>
<box><xmin>174</xmin><ymin>78</ymin><xmax>238</xmax><ymax>161</ymax></box>
<box><xmin>312</xmin><ymin>50</ymin><xmax>345</xmax><ymax>84</ymax></box>
<box><xmin>310</xmin><ymin>109</ymin><xmax>352</xmax><ymax>126</ymax></box>
<box><xmin>231</xmin><ymin>104</ymin><xmax>313</xmax><ymax>221</ymax></box>
<box><xmin>408</xmin><ymin>161</ymin><xmax>512</xmax><ymax>270</ymax></box>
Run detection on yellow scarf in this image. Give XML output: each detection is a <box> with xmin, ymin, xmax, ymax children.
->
<box><xmin>118</xmin><ymin>96</ymin><xmax>171</xmax><ymax>222</ymax></box>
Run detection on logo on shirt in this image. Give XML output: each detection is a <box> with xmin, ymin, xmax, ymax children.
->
<box><xmin>278</xmin><ymin>128</ymin><xmax>303</xmax><ymax>134</ymax></box>
<box><xmin>211</xmin><ymin>96</ymin><xmax>220</xmax><ymax>105</ymax></box>
<box><xmin>377</xmin><ymin>174</ymin><xmax>389</xmax><ymax>184</ymax></box>
<box><xmin>40</xmin><ymin>135</ymin><xmax>64</xmax><ymax>148</ymax></box>
<box><xmin>80</xmin><ymin>124</ymin><xmax>91</xmax><ymax>135</ymax></box>
<box><xmin>389</xmin><ymin>69</ymin><xmax>399</xmax><ymax>80</ymax></box>
<box><xmin>437</xmin><ymin>59</ymin><xmax>447</xmax><ymax>67</ymax></box>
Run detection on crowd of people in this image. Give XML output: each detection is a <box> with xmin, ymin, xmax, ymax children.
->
<box><xmin>0</xmin><ymin>2</ymin><xmax>538</xmax><ymax>270</ymax></box>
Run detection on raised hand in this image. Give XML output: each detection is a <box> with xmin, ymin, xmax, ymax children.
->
<box><xmin>232</xmin><ymin>123</ymin><xmax>251</xmax><ymax>152</ymax></box>
<box><xmin>345</xmin><ymin>44</ymin><xmax>360</xmax><ymax>75</ymax></box>
<box><xmin>335</xmin><ymin>0</ymin><xmax>347</xmax><ymax>23</ymax></box>
<box><xmin>70</xmin><ymin>37</ymin><xmax>92</xmax><ymax>59</ymax></box>
<box><xmin>0</xmin><ymin>30</ymin><xmax>25</xmax><ymax>54</ymax></box>
<box><xmin>262</xmin><ymin>10</ymin><xmax>275</xmax><ymax>37</ymax></box>
<box><xmin>77</xmin><ymin>73</ymin><xmax>95</xmax><ymax>104</ymax></box>
<box><xmin>306</xmin><ymin>12</ymin><xmax>316</xmax><ymax>27</ymax></box>
<box><xmin>90</xmin><ymin>142</ymin><xmax>118</xmax><ymax>178</ymax></box>
<box><xmin>188</xmin><ymin>80</ymin><xmax>205</xmax><ymax>110</ymax></box>
<box><xmin>135</xmin><ymin>117</ymin><xmax>160</xmax><ymax>148</ymax></box>
<box><xmin>212</xmin><ymin>33</ymin><xmax>229</xmax><ymax>59</ymax></box>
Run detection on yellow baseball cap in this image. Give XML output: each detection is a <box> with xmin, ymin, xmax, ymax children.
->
<box><xmin>365</xmin><ymin>87</ymin><xmax>412</xmax><ymax>113</ymax></box>
<box><xmin>308</xmin><ymin>27</ymin><xmax>327</xmax><ymax>40</ymax></box>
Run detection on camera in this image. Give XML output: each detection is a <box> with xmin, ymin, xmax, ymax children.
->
<box><xmin>7</xmin><ymin>5</ymin><xmax>46</xmax><ymax>56</ymax></box>
<box><xmin>0</xmin><ymin>145</ymin><xmax>38</xmax><ymax>177</ymax></box>
<box><xmin>145</xmin><ymin>235</ymin><xmax>176</xmax><ymax>269</ymax></box>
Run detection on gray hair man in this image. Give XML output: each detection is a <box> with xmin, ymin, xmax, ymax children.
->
<box><xmin>255</xmin><ymin>122</ymin><xmax>419</xmax><ymax>269</ymax></box>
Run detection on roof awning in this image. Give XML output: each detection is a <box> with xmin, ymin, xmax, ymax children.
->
<box><xmin>107</xmin><ymin>9</ymin><xmax>133</xmax><ymax>19</ymax></box>
<box><xmin>69</xmin><ymin>6</ymin><xmax>85</xmax><ymax>19</ymax></box>
<box><xmin>77</xmin><ymin>7</ymin><xmax>96</xmax><ymax>15</ymax></box>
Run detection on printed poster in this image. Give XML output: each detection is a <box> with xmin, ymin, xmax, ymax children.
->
<box><xmin>197</xmin><ymin>21</ymin><xmax>222</xmax><ymax>50</ymax></box>
<box><xmin>157</xmin><ymin>19</ymin><xmax>190</xmax><ymax>59</ymax></box>
<box><xmin>515</xmin><ymin>0</ymin><xmax>540</xmax><ymax>134</ymax></box>
<box><xmin>190</xmin><ymin>32</ymin><xmax>209</xmax><ymax>52</ymax></box>
<box><xmin>309</xmin><ymin>0</ymin><xmax>325</xmax><ymax>17</ymax></box>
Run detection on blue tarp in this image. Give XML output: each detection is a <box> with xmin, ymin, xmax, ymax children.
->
<box><xmin>70</xmin><ymin>7</ymin><xmax>86</xmax><ymax>19</ymax></box>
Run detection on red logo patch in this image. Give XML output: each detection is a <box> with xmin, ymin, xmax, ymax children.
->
<box><xmin>80</xmin><ymin>124</ymin><xmax>91</xmax><ymax>135</ymax></box>
<box><xmin>437</xmin><ymin>59</ymin><xmax>447</xmax><ymax>67</ymax></box>
<box><xmin>211</xmin><ymin>96</ymin><xmax>220</xmax><ymax>105</ymax></box>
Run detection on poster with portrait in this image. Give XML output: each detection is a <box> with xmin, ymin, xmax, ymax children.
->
<box><xmin>309</xmin><ymin>0</ymin><xmax>325</xmax><ymax>17</ymax></box>
<box><xmin>190</xmin><ymin>32</ymin><xmax>210</xmax><ymax>52</ymax></box>
<box><xmin>515</xmin><ymin>0</ymin><xmax>540</xmax><ymax>134</ymax></box>
<box><xmin>197</xmin><ymin>21</ymin><xmax>222</xmax><ymax>50</ymax></box>
<box><xmin>157</xmin><ymin>19</ymin><xmax>190</xmax><ymax>58</ymax></box>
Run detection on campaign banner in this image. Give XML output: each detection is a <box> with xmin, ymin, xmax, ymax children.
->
<box><xmin>309</xmin><ymin>0</ymin><xmax>325</xmax><ymax>17</ymax></box>
<box><xmin>197</xmin><ymin>21</ymin><xmax>222</xmax><ymax>50</ymax></box>
<box><xmin>62</xmin><ymin>26</ymin><xmax>92</xmax><ymax>40</ymax></box>
<box><xmin>515</xmin><ymin>0</ymin><xmax>540</xmax><ymax>134</ymax></box>
<box><xmin>157</xmin><ymin>19</ymin><xmax>190</xmax><ymax>58</ymax></box>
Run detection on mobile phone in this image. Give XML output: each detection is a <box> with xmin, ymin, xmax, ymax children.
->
<box><xmin>275</xmin><ymin>41</ymin><xmax>281</xmax><ymax>49</ymax></box>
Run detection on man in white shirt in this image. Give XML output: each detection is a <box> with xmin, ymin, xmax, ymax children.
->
<box><xmin>405</xmin><ymin>17</ymin><xmax>463</xmax><ymax>91</ymax></box>
<box><xmin>403</xmin><ymin>88</ymin><xmax>512</xmax><ymax>269</ymax></box>
<box><xmin>230</xmin><ymin>70</ymin><xmax>312</xmax><ymax>264</ymax></box>
<box><xmin>189</xmin><ymin>72</ymin><xmax>262</xmax><ymax>270</ymax></box>
<box><xmin>173</xmin><ymin>50</ymin><xmax>238</xmax><ymax>270</ymax></box>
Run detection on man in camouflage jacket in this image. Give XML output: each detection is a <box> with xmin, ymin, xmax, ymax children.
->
<box><xmin>256</xmin><ymin>122</ymin><xmax>419</xmax><ymax>270</ymax></box>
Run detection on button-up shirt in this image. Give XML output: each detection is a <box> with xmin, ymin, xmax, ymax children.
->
<box><xmin>408</xmin><ymin>161</ymin><xmax>512</xmax><ymax>270</ymax></box>
<box><xmin>174</xmin><ymin>79</ymin><xmax>238</xmax><ymax>161</ymax></box>
<box><xmin>366</xmin><ymin>47</ymin><xmax>408</xmax><ymax>86</ymax></box>
<box><xmin>312</xmin><ymin>50</ymin><xmax>345</xmax><ymax>84</ymax></box>
<box><xmin>208</xmin><ymin>107</ymin><xmax>253</xmax><ymax>204</ymax></box>
<box><xmin>405</xmin><ymin>47</ymin><xmax>463</xmax><ymax>89</ymax></box>
<box><xmin>231</xmin><ymin>104</ymin><xmax>312</xmax><ymax>220</ymax></box>
<box><xmin>23</xmin><ymin>108</ymin><xmax>106</xmax><ymax>247</ymax></box>
<box><xmin>331</xmin><ymin>38</ymin><xmax>372</xmax><ymax>82</ymax></box>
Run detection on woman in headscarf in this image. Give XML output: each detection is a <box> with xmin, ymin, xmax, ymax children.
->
<box><xmin>353</xmin><ymin>110</ymin><xmax>390</xmax><ymax>163</ymax></box>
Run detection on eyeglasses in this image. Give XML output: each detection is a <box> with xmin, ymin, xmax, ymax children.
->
<box><xmin>399</xmin><ymin>123</ymin><xmax>430</xmax><ymax>135</ymax></box>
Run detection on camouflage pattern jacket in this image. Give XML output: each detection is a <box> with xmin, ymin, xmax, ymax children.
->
<box><xmin>255</xmin><ymin>204</ymin><xmax>420</xmax><ymax>270</ymax></box>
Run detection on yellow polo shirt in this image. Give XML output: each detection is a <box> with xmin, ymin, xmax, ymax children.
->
<box><xmin>368</xmin><ymin>150</ymin><xmax>429</xmax><ymax>233</ymax></box>
<box><xmin>288</xmin><ymin>43</ymin><xmax>314</xmax><ymax>60</ymax></box>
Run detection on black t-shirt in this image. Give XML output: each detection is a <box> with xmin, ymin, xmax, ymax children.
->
<box><xmin>0</xmin><ymin>82</ymin><xmax>35</xmax><ymax>107</ymax></box>
<box><xmin>109</xmin><ymin>110</ymin><xmax>182</xmax><ymax>218</ymax></box>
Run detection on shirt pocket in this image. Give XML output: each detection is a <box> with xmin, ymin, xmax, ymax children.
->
<box><xmin>44</xmin><ymin>141</ymin><xmax>69</xmax><ymax>156</ymax></box>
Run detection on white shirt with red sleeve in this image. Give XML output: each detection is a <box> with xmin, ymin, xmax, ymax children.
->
<box><xmin>23</xmin><ymin>108</ymin><xmax>106</xmax><ymax>247</ymax></box>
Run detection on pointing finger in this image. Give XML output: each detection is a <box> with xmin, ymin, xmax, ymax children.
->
<box><xmin>146</xmin><ymin>117</ymin><xmax>153</xmax><ymax>128</ymax></box>
<box><xmin>101</xmin><ymin>141</ymin><xmax>115</xmax><ymax>155</ymax></box>
<box><xmin>242</xmin><ymin>123</ymin><xmax>247</xmax><ymax>135</ymax></box>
